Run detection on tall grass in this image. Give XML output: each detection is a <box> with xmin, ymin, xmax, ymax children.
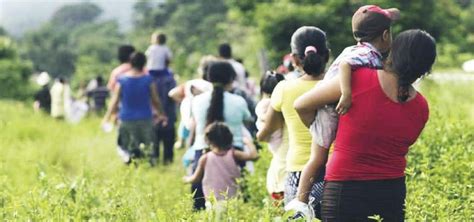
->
<box><xmin>0</xmin><ymin>80</ymin><xmax>472</xmax><ymax>221</ymax></box>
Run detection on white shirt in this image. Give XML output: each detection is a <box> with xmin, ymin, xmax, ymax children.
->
<box><xmin>145</xmin><ymin>44</ymin><xmax>172</xmax><ymax>70</ymax></box>
<box><xmin>227</xmin><ymin>59</ymin><xmax>247</xmax><ymax>91</ymax></box>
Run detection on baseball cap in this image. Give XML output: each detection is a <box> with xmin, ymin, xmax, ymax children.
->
<box><xmin>352</xmin><ymin>5</ymin><xmax>400</xmax><ymax>42</ymax></box>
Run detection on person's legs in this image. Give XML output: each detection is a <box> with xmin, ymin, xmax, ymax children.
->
<box><xmin>309</xmin><ymin>166</ymin><xmax>326</xmax><ymax>219</ymax></box>
<box><xmin>369</xmin><ymin>178</ymin><xmax>406</xmax><ymax>222</ymax></box>
<box><xmin>284</xmin><ymin>172</ymin><xmax>301</xmax><ymax>206</ymax></box>
<box><xmin>152</xmin><ymin>126</ymin><xmax>163</xmax><ymax>165</ymax></box>
<box><xmin>191</xmin><ymin>149</ymin><xmax>205</xmax><ymax>210</ymax></box>
<box><xmin>162</xmin><ymin>127</ymin><xmax>176</xmax><ymax>164</ymax></box>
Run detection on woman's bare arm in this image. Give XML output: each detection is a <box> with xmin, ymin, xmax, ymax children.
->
<box><xmin>294</xmin><ymin>76</ymin><xmax>341</xmax><ymax>127</ymax></box>
<box><xmin>256</xmin><ymin>108</ymin><xmax>284</xmax><ymax>142</ymax></box>
<box><xmin>102</xmin><ymin>85</ymin><xmax>121</xmax><ymax>124</ymax></box>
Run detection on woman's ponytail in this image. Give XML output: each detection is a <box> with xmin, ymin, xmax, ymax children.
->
<box><xmin>290</xmin><ymin>26</ymin><xmax>329</xmax><ymax>77</ymax></box>
<box><xmin>206</xmin><ymin>84</ymin><xmax>225</xmax><ymax>125</ymax></box>
<box><xmin>205</xmin><ymin>61</ymin><xmax>236</xmax><ymax>126</ymax></box>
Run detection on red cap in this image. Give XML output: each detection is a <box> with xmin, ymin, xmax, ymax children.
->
<box><xmin>352</xmin><ymin>5</ymin><xmax>400</xmax><ymax>41</ymax></box>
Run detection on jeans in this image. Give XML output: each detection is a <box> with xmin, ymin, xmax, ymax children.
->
<box><xmin>321</xmin><ymin>177</ymin><xmax>406</xmax><ymax>222</ymax></box>
<box><xmin>152</xmin><ymin>126</ymin><xmax>176</xmax><ymax>164</ymax></box>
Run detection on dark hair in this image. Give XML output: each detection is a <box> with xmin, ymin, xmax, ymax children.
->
<box><xmin>260</xmin><ymin>71</ymin><xmax>284</xmax><ymax>95</ymax></box>
<box><xmin>118</xmin><ymin>45</ymin><xmax>135</xmax><ymax>63</ymax></box>
<box><xmin>96</xmin><ymin>76</ymin><xmax>104</xmax><ymax>86</ymax></box>
<box><xmin>290</xmin><ymin>26</ymin><xmax>330</xmax><ymax>76</ymax></box>
<box><xmin>129</xmin><ymin>52</ymin><xmax>147</xmax><ymax>71</ymax></box>
<box><xmin>218</xmin><ymin>43</ymin><xmax>232</xmax><ymax>58</ymax></box>
<box><xmin>157</xmin><ymin>34</ymin><xmax>167</xmax><ymax>44</ymax></box>
<box><xmin>386</xmin><ymin>29</ymin><xmax>436</xmax><ymax>102</ymax></box>
<box><xmin>206</xmin><ymin>61</ymin><xmax>236</xmax><ymax>125</ymax></box>
<box><xmin>205</xmin><ymin>122</ymin><xmax>233</xmax><ymax>150</ymax></box>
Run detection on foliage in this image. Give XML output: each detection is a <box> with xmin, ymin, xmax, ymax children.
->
<box><xmin>50</xmin><ymin>2</ymin><xmax>102</xmax><ymax>29</ymax></box>
<box><xmin>21</xmin><ymin>3</ymin><xmax>121</xmax><ymax>81</ymax></box>
<box><xmin>0</xmin><ymin>81</ymin><xmax>472</xmax><ymax>220</ymax></box>
<box><xmin>0</xmin><ymin>37</ymin><xmax>33</xmax><ymax>99</ymax></box>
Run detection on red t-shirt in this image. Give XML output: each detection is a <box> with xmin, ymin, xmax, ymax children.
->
<box><xmin>325</xmin><ymin>68</ymin><xmax>429</xmax><ymax>181</ymax></box>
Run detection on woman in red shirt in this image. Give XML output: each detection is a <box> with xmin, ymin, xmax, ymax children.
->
<box><xmin>294</xmin><ymin>29</ymin><xmax>437</xmax><ymax>221</ymax></box>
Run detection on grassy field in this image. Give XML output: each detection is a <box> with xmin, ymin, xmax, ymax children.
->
<box><xmin>0</xmin><ymin>79</ymin><xmax>473</xmax><ymax>221</ymax></box>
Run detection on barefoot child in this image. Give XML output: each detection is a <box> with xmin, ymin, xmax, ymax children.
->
<box><xmin>183</xmin><ymin>122</ymin><xmax>258</xmax><ymax>206</ymax></box>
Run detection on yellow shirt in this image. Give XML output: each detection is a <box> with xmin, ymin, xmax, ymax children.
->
<box><xmin>271</xmin><ymin>78</ymin><xmax>318</xmax><ymax>172</ymax></box>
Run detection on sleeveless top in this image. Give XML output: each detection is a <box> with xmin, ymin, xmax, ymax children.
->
<box><xmin>325</xmin><ymin>68</ymin><xmax>429</xmax><ymax>181</ymax></box>
<box><xmin>202</xmin><ymin>149</ymin><xmax>241</xmax><ymax>200</ymax></box>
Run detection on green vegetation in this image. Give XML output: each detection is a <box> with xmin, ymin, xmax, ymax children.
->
<box><xmin>0</xmin><ymin>80</ymin><xmax>472</xmax><ymax>221</ymax></box>
<box><xmin>1</xmin><ymin>0</ymin><xmax>472</xmax><ymax>100</ymax></box>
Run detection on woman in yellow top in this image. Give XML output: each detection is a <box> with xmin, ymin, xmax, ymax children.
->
<box><xmin>257</xmin><ymin>26</ymin><xmax>330</xmax><ymax>209</ymax></box>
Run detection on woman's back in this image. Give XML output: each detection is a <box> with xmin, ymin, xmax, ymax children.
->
<box><xmin>192</xmin><ymin>91</ymin><xmax>251</xmax><ymax>150</ymax></box>
<box><xmin>271</xmin><ymin>78</ymin><xmax>318</xmax><ymax>171</ymax></box>
<box><xmin>326</xmin><ymin>67</ymin><xmax>429</xmax><ymax>181</ymax></box>
<box><xmin>202</xmin><ymin>149</ymin><xmax>241</xmax><ymax>200</ymax></box>
<box><xmin>118</xmin><ymin>75</ymin><xmax>153</xmax><ymax>121</ymax></box>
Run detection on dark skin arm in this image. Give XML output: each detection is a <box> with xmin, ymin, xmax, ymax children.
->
<box><xmin>293</xmin><ymin>75</ymin><xmax>341</xmax><ymax>204</ymax></box>
<box><xmin>256</xmin><ymin>107</ymin><xmax>284</xmax><ymax>142</ymax></box>
<box><xmin>296</xmin><ymin>143</ymin><xmax>329</xmax><ymax>203</ymax></box>
<box><xmin>102</xmin><ymin>84</ymin><xmax>121</xmax><ymax>124</ymax></box>
<box><xmin>293</xmin><ymin>76</ymin><xmax>341</xmax><ymax>127</ymax></box>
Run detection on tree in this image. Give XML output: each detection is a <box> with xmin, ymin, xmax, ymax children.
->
<box><xmin>0</xmin><ymin>36</ymin><xmax>33</xmax><ymax>99</ymax></box>
<box><xmin>51</xmin><ymin>2</ymin><xmax>102</xmax><ymax>29</ymax></box>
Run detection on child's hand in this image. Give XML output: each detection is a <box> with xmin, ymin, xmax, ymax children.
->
<box><xmin>336</xmin><ymin>94</ymin><xmax>352</xmax><ymax>115</ymax></box>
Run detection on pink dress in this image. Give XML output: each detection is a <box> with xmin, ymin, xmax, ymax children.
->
<box><xmin>202</xmin><ymin>149</ymin><xmax>241</xmax><ymax>200</ymax></box>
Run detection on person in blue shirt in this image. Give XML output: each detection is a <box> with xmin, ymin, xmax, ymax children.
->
<box><xmin>103</xmin><ymin>52</ymin><xmax>166</xmax><ymax>164</ymax></box>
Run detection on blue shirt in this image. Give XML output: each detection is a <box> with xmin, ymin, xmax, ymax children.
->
<box><xmin>191</xmin><ymin>91</ymin><xmax>251</xmax><ymax>150</ymax></box>
<box><xmin>118</xmin><ymin>75</ymin><xmax>153</xmax><ymax>121</ymax></box>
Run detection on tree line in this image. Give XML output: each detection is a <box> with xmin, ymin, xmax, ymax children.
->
<box><xmin>0</xmin><ymin>0</ymin><xmax>472</xmax><ymax>99</ymax></box>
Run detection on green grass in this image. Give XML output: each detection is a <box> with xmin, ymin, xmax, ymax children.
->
<box><xmin>0</xmin><ymin>80</ymin><xmax>472</xmax><ymax>221</ymax></box>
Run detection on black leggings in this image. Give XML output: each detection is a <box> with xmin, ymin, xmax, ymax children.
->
<box><xmin>321</xmin><ymin>177</ymin><xmax>406</xmax><ymax>222</ymax></box>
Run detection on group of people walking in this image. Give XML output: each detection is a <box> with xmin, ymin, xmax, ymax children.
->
<box><xmin>256</xmin><ymin>5</ymin><xmax>436</xmax><ymax>221</ymax></box>
<box><xmin>33</xmin><ymin>4</ymin><xmax>437</xmax><ymax>221</ymax></box>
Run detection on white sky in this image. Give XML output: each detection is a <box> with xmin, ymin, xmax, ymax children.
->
<box><xmin>0</xmin><ymin>0</ymin><xmax>136</xmax><ymax>36</ymax></box>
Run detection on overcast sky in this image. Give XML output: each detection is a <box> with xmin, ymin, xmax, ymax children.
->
<box><xmin>0</xmin><ymin>0</ymin><xmax>135</xmax><ymax>37</ymax></box>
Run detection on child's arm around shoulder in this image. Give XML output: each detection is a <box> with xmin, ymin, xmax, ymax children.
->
<box><xmin>336</xmin><ymin>61</ymin><xmax>352</xmax><ymax>115</ymax></box>
<box><xmin>183</xmin><ymin>153</ymin><xmax>207</xmax><ymax>184</ymax></box>
<box><xmin>234</xmin><ymin>137</ymin><xmax>259</xmax><ymax>161</ymax></box>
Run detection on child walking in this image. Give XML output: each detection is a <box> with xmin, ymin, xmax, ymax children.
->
<box><xmin>255</xmin><ymin>71</ymin><xmax>287</xmax><ymax>201</ymax></box>
<box><xmin>183</xmin><ymin>122</ymin><xmax>258</xmax><ymax>206</ymax></box>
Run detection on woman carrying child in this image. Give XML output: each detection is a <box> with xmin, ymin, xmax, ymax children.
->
<box><xmin>256</xmin><ymin>26</ymin><xmax>329</xmax><ymax>210</ymax></box>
